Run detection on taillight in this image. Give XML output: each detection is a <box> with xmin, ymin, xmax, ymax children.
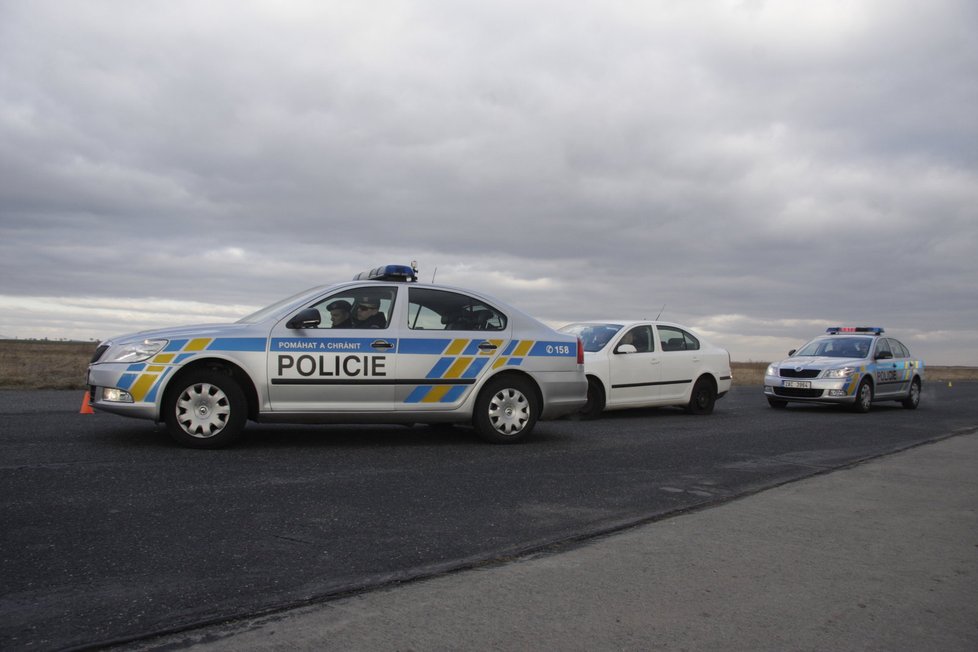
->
<box><xmin>577</xmin><ymin>337</ymin><xmax>584</xmax><ymax>364</ymax></box>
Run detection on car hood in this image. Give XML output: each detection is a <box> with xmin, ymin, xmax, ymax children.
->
<box><xmin>104</xmin><ymin>322</ymin><xmax>263</xmax><ymax>345</ymax></box>
<box><xmin>775</xmin><ymin>356</ymin><xmax>867</xmax><ymax>369</ymax></box>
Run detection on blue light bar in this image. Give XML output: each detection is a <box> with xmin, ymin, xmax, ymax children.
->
<box><xmin>826</xmin><ymin>327</ymin><xmax>884</xmax><ymax>335</ymax></box>
<box><xmin>353</xmin><ymin>264</ymin><xmax>418</xmax><ymax>282</ymax></box>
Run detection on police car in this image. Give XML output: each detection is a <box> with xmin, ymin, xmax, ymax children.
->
<box><xmin>557</xmin><ymin>320</ymin><xmax>733</xmax><ymax>418</ymax></box>
<box><xmin>87</xmin><ymin>264</ymin><xmax>587</xmax><ymax>448</ymax></box>
<box><xmin>763</xmin><ymin>327</ymin><xmax>924</xmax><ymax>412</ymax></box>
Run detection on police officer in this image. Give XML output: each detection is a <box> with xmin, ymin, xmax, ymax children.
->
<box><xmin>326</xmin><ymin>300</ymin><xmax>353</xmax><ymax>328</ymax></box>
<box><xmin>352</xmin><ymin>296</ymin><xmax>386</xmax><ymax>328</ymax></box>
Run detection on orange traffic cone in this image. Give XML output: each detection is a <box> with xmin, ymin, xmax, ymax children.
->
<box><xmin>79</xmin><ymin>392</ymin><xmax>95</xmax><ymax>414</ymax></box>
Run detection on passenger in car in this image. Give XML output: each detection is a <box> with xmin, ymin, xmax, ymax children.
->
<box><xmin>326</xmin><ymin>300</ymin><xmax>353</xmax><ymax>328</ymax></box>
<box><xmin>352</xmin><ymin>296</ymin><xmax>386</xmax><ymax>328</ymax></box>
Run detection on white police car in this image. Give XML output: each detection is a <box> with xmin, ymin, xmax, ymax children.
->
<box><xmin>558</xmin><ymin>320</ymin><xmax>733</xmax><ymax>418</ymax></box>
<box><xmin>87</xmin><ymin>264</ymin><xmax>587</xmax><ymax>447</ymax></box>
<box><xmin>764</xmin><ymin>327</ymin><xmax>924</xmax><ymax>412</ymax></box>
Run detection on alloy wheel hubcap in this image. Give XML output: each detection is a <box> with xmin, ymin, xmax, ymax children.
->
<box><xmin>176</xmin><ymin>383</ymin><xmax>230</xmax><ymax>438</ymax></box>
<box><xmin>488</xmin><ymin>388</ymin><xmax>529</xmax><ymax>435</ymax></box>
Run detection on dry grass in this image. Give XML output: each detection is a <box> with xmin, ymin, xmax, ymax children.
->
<box><xmin>0</xmin><ymin>340</ymin><xmax>974</xmax><ymax>390</ymax></box>
<box><xmin>0</xmin><ymin>340</ymin><xmax>98</xmax><ymax>390</ymax></box>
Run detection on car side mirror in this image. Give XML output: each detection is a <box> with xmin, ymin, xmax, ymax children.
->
<box><xmin>876</xmin><ymin>351</ymin><xmax>893</xmax><ymax>360</ymax></box>
<box><xmin>615</xmin><ymin>344</ymin><xmax>638</xmax><ymax>354</ymax></box>
<box><xmin>286</xmin><ymin>308</ymin><xmax>321</xmax><ymax>329</ymax></box>
<box><xmin>788</xmin><ymin>349</ymin><xmax>796</xmax><ymax>356</ymax></box>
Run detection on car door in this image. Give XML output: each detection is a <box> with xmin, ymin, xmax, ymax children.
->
<box><xmin>606</xmin><ymin>325</ymin><xmax>661</xmax><ymax>407</ymax></box>
<box><xmin>874</xmin><ymin>338</ymin><xmax>908</xmax><ymax>397</ymax></box>
<box><xmin>395</xmin><ymin>286</ymin><xmax>510</xmax><ymax>411</ymax></box>
<box><xmin>266</xmin><ymin>285</ymin><xmax>400</xmax><ymax>412</ymax></box>
<box><xmin>654</xmin><ymin>325</ymin><xmax>699</xmax><ymax>401</ymax></box>
<box><xmin>888</xmin><ymin>338</ymin><xmax>916</xmax><ymax>395</ymax></box>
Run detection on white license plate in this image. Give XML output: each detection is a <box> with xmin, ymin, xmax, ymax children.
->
<box><xmin>783</xmin><ymin>380</ymin><xmax>811</xmax><ymax>389</ymax></box>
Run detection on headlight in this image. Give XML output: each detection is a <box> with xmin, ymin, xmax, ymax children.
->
<box><xmin>765</xmin><ymin>364</ymin><xmax>778</xmax><ymax>376</ymax></box>
<box><xmin>824</xmin><ymin>367</ymin><xmax>856</xmax><ymax>378</ymax></box>
<box><xmin>102</xmin><ymin>339</ymin><xmax>168</xmax><ymax>363</ymax></box>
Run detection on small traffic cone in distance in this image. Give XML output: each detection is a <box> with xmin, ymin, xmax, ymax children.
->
<box><xmin>79</xmin><ymin>392</ymin><xmax>95</xmax><ymax>414</ymax></box>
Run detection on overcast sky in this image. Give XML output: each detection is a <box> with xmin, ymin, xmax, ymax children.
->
<box><xmin>1</xmin><ymin>0</ymin><xmax>976</xmax><ymax>365</ymax></box>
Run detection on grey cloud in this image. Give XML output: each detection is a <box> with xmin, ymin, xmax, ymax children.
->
<box><xmin>1</xmin><ymin>0</ymin><xmax>976</xmax><ymax>363</ymax></box>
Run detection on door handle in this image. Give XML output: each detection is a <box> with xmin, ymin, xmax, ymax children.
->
<box><xmin>478</xmin><ymin>341</ymin><xmax>498</xmax><ymax>351</ymax></box>
<box><xmin>371</xmin><ymin>340</ymin><xmax>395</xmax><ymax>349</ymax></box>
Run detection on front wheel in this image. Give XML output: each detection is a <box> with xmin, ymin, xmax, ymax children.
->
<box><xmin>851</xmin><ymin>378</ymin><xmax>873</xmax><ymax>413</ymax></box>
<box><xmin>473</xmin><ymin>376</ymin><xmax>538</xmax><ymax>444</ymax></box>
<box><xmin>686</xmin><ymin>377</ymin><xmax>717</xmax><ymax>415</ymax></box>
<box><xmin>163</xmin><ymin>370</ymin><xmax>247</xmax><ymax>448</ymax></box>
<box><xmin>902</xmin><ymin>378</ymin><xmax>921</xmax><ymax>409</ymax></box>
<box><xmin>767</xmin><ymin>397</ymin><xmax>788</xmax><ymax>409</ymax></box>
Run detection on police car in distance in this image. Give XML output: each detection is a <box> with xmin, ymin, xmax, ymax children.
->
<box><xmin>557</xmin><ymin>320</ymin><xmax>733</xmax><ymax>419</ymax></box>
<box><xmin>87</xmin><ymin>264</ymin><xmax>587</xmax><ymax>448</ymax></box>
<box><xmin>764</xmin><ymin>327</ymin><xmax>924</xmax><ymax>412</ymax></box>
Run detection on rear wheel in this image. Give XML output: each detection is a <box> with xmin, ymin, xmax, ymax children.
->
<box><xmin>851</xmin><ymin>378</ymin><xmax>873</xmax><ymax>413</ymax></box>
<box><xmin>473</xmin><ymin>376</ymin><xmax>538</xmax><ymax>444</ymax></box>
<box><xmin>164</xmin><ymin>370</ymin><xmax>247</xmax><ymax>448</ymax></box>
<box><xmin>902</xmin><ymin>378</ymin><xmax>921</xmax><ymax>409</ymax></box>
<box><xmin>686</xmin><ymin>377</ymin><xmax>717</xmax><ymax>415</ymax></box>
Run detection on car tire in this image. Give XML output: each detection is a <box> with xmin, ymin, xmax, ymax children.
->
<box><xmin>473</xmin><ymin>376</ymin><xmax>538</xmax><ymax>444</ymax></box>
<box><xmin>902</xmin><ymin>378</ymin><xmax>921</xmax><ymax>410</ymax></box>
<box><xmin>578</xmin><ymin>377</ymin><xmax>605</xmax><ymax>420</ymax></box>
<box><xmin>767</xmin><ymin>397</ymin><xmax>788</xmax><ymax>409</ymax></box>
<box><xmin>686</xmin><ymin>377</ymin><xmax>716</xmax><ymax>415</ymax></box>
<box><xmin>163</xmin><ymin>370</ymin><xmax>248</xmax><ymax>448</ymax></box>
<box><xmin>851</xmin><ymin>378</ymin><xmax>873</xmax><ymax>413</ymax></box>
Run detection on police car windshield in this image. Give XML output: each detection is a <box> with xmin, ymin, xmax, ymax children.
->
<box><xmin>237</xmin><ymin>286</ymin><xmax>326</xmax><ymax>324</ymax></box>
<box><xmin>559</xmin><ymin>323</ymin><xmax>623</xmax><ymax>352</ymax></box>
<box><xmin>795</xmin><ymin>336</ymin><xmax>871</xmax><ymax>359</ymax></box>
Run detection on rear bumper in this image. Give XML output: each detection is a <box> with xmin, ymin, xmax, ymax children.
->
<box><xmin>538</xmin><ymin>371</ymin><xmax>588</xmax><ymax>419</ymax></box>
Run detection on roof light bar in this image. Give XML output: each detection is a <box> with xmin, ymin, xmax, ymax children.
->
<box><xmin>826</xmin><ymin>327</ymin><xmax>884</xmax><ymax>335</ymax></box>
<box><xmin>353</xmin><ymin>264</ymin><xmax>418</xmax><ymax>282</ymax></box>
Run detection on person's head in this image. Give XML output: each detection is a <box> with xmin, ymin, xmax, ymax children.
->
<box><xmin>326</xmin><ymin>300</ymin><xmax>351</xmax><ymax>326</ymax></box>
<box><xmin>355</xmin><ymin>296</ymin><xmax>380</xmax><ymax>321</ymax></box>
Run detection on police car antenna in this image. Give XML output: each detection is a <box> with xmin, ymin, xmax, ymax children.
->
<box><xmin>431</xmin><ymin>267</ymin><xmax>437</xmax><ymax>283</ymax></box>
<box><xmin>655</xmin><ymin>304</ymin><xmax>665</xmax><ymax>320</ymax></box>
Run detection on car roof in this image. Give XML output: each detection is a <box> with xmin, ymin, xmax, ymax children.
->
<box><xmin>568</xmin><ymin>319</ymin><xmax>694</xmax><ymax>330</ymax></box>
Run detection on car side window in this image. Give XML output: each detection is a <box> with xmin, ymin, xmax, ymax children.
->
<box><xmin>875</xmin><ymin>338</ymin><xmax>892</xmax><ymax>358</ymax></box>
<box><xmin>616</xmin><ymin>325</ymin><xmax>654</xmax><ymax>353</ymax></box>
<box><xmin>657</xmin><ymin>326</ymin><xmax>698</xmax><ymax>351</ymax></box>
<box><xmin>407</xmin><ymin>287</ymin><xmax>507</xmax><ymax>331</ymax></box>
<box><xmin>889</xmin><ymin>339</ymin><xmax>910</xmax><ymax>359</ymax></box>
<box><xmin>305</xmin><ymin>287</ymin><xmax>397</xmax><ymax>329</ymax></box>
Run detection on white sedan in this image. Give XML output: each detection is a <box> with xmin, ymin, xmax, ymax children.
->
<box><xmin>558</xmin><ymin>320</ymin><xmax>733</xmax><ymax>419</ymax></box>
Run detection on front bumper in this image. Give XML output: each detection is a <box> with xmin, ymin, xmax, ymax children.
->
<box><xmin>763</xmin><ymin>374</ymin><xmax>858</xmax><ymax>404</ymax></box>
<box><xmin>87</xmin><ymin>363</ymin><xmax>166</xmax><ymax>420</ymax></box>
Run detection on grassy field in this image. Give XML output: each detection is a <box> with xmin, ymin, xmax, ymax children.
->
<box><xmin>1</xmin><ymin>340</ymin><xmax>975</xmax><ymax>390</ymax></box>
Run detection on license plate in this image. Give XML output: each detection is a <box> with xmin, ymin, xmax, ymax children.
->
<box><xmin>783</xmin><ymin>380</ymin><xmax>811</xmax><ymax>389</ymax></box>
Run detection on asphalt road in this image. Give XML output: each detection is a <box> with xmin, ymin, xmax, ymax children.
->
<box><xmin>1</xmin><ymin>383</ymin><xmax>976</xmax><ymax>651</ymax></box>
